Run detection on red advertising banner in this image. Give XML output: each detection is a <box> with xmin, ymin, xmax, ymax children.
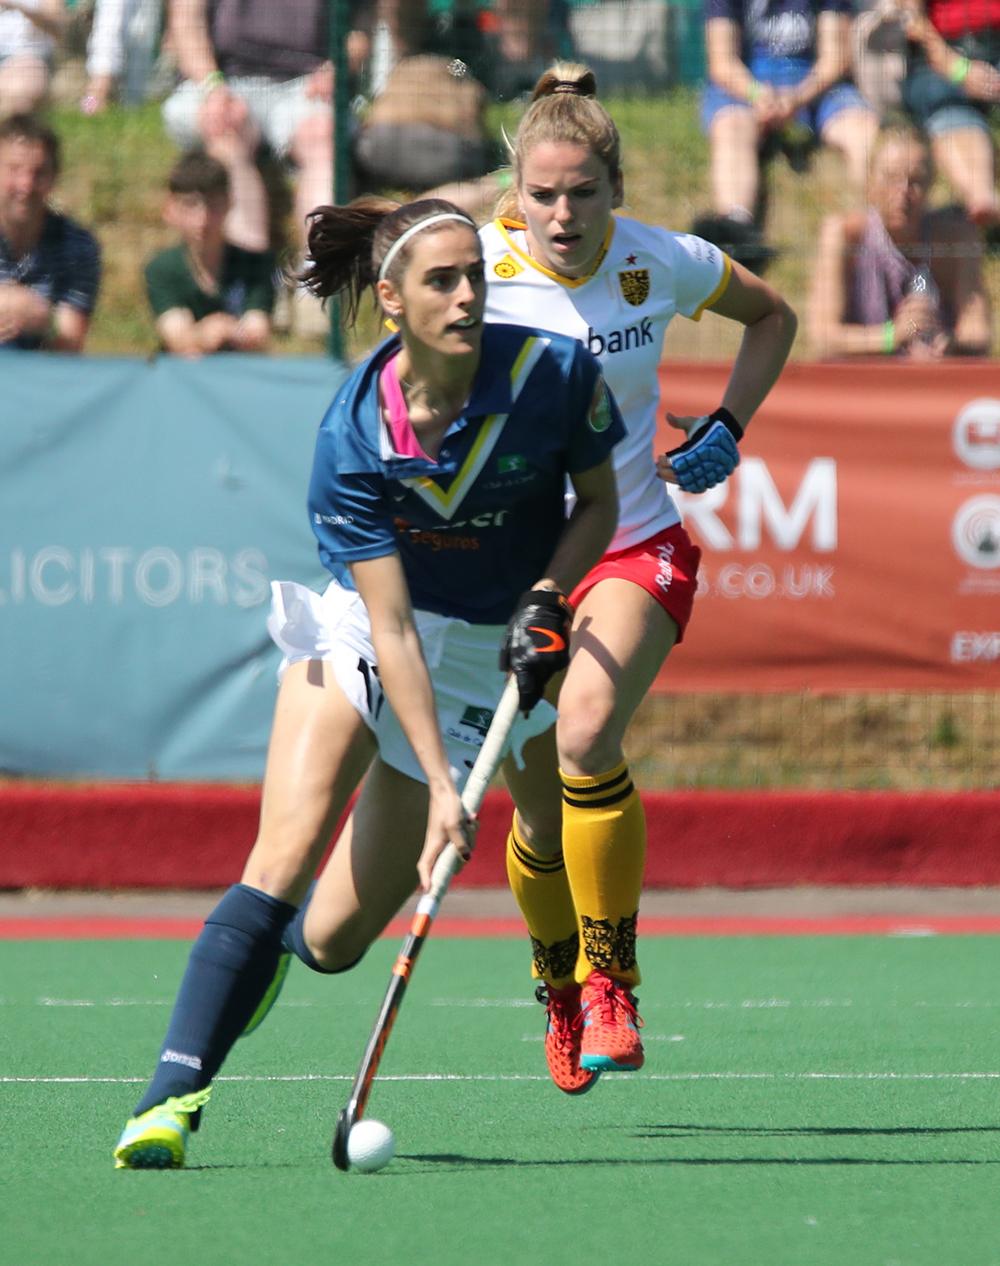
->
<box><xmin>654</xmin><ymin>361</ymin><xmax>1000</xmax><ymax>691</ymax></box>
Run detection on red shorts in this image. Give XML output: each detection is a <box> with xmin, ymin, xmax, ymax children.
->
<box><xmin>569</xmin><ymin>523</ymin><xmax>702</xmax><ymax>643</ymax></box>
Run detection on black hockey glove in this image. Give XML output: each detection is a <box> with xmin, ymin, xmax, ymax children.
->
<box><xmin>499</xmin><ymin>588</ymin><xmax>573</xmax><ymax>715</ymax></box>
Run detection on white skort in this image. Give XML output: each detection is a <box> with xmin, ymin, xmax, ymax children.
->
<box><xmin>267</xmin><ymin>580</ymin><xmax>556</xmax><ymax>789</ymax></box>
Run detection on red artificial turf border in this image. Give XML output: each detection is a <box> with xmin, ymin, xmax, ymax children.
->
<box><xmin>1</xmin><ymin>779</ymin><xmax>1000</xmax><ymax>891</ymax></box>
<box><xmin>2</xmin><ymin>786</ymin><xmax>999</xmax><ymax>889</ymax></box>
<box><xmin>4</xmin><ymin>914</ymin><xmax>1000</xmax><ymax>939</ymax></box>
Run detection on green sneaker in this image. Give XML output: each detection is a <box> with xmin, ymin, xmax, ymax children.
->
<box><xmin>113</xmin><ymin>1087</ymin><xmax>212</xmax><ymax>1170</ymax></box>
<box><xmin>242</xmin><ymin>951</ymin><xmax>292</xmax><ymax>1037</ymax></box>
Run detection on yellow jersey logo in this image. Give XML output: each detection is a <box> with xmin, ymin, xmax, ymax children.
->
<box><xmin>618</xmin><ymin>269</ymin><xmax>650</xmax><ymax>306</ymax></box>
<box><xmin>494</xmin><ymin>254</ymin><xmax>523</xmax><ymax>280</ymax></box>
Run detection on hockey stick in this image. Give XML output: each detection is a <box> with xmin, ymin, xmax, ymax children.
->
<box><xmin>331</xmin><ymin>674</ymin><xmax>522</xmax><ymax>1169</ymax></box>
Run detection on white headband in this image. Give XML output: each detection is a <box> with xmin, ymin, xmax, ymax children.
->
<box><xmin>377</xmin><ymin>213</ymin><xmax>475</xmax><ymax>282</ymax></box>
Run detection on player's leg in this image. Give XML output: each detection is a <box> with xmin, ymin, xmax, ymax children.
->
<box><xmin>291</xmin><ymin>642</ymin><xmax>559</xmax><ymax>968</ymax></box>
<box><xmin>242</xmin><ymin>659</ymin><xmax>375</xmax><ymax>901</ymax></box>
<box><xmin>558</xmin><ymin>574</ymin><xmax>680</xmax><ymax>1073</ymax></box>
<box><xmin>286</xmin><ymin>756</ymin><xmax>434</xmax><ymax>972</ymax></box>
<box><xmin>505</xmin><ymin>723</ymin><xmax>598</xmax><ymax>1093</ymax></box>
<box><xmin>115</xmin><ymin>660</ymin><xmax>374</xmax><ymax>1168</ymax></box>
<box><xmin>286</xmin><ymin>618</ymin><xmax>540</xmax><ymax>970</ymax></box>
<box><xmin>504</xmin><ymin>724</ymin><xmax>575</xmax><ymax>991</ymax></box>
<box><xmin>287</xmin><ymin>610</ymin><xmax>551</xmax><ymax>972</ymax></box>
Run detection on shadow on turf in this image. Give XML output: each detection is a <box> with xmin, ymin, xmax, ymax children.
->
<box><xmin>399</xmin><ymin>1123</ymin><xmax>1000</xmax><ymax>1172</ymax></box>
<box><xmin>396</xmin><ymin>1151</ymin><xmax>1000</xmax><ymax>1170</ymax></box>
<box><xmin>634</xmin><ymin>1123</ymin><xmax>1000</xmax><ymax>1139</ymax></box>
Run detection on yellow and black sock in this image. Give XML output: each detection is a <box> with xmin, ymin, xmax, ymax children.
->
<box><xmin>560</xmin><ymin>760</ymin><xmax>646</xmax><ymax>988</ymax></box>
<box><xmin>505</xmin><ymin>815</ymin><xmax>579</xmax><ymax>989</ymax></box>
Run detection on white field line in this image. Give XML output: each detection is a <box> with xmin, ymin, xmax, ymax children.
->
<box><xmin>4</xmin><ymin>1071</ymin><xmax>1000</xmax><ymax>1085</ymax></box>
<box><xmin>435</xmin><ymin>997</ymin><xmax>1000</xmax><ymax>1010</ymax></box>
<box><xmin>8</xmin><ymin>996</ymin><xmax>1000</xmax><ymax>1010</ymax></box>
<box><xmin>23</xmin><ymin>997</ymin><xmax>322</xmax><ymax>1008</ymax></box>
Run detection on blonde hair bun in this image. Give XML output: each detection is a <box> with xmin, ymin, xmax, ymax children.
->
<box><xmin>531</xmin><ymin>62</ymin><xmax>597</xmax><ymax>103</ymax></box>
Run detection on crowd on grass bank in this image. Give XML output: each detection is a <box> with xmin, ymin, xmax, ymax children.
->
<box><xmin>0</xmin><ymin>0</ymin><xmax>995</xmax><ymax>357</ymax></box>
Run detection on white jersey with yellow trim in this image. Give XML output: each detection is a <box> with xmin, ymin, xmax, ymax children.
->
<box><xmin>481</xmin><ymin>214</ymin><xmax>731</xmax><ymax>552</ymax></box>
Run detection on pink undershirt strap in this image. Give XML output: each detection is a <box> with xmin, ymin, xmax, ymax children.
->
<box><xmin>381</xmin><ymin>353</ymin><xmax>432</xmax><ymax>460</ymax></box>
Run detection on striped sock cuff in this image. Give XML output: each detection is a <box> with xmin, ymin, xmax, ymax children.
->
<box><xmin>559</xmin><ymin>760</ymin><xmax>635</xmax><ymax>810</ymax></box>
<box><xmin>509</xmin><ymin>818</ymin><xmax>565</xmax><ymax>875</ymax></box>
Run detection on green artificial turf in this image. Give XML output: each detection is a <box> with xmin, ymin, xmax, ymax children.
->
<box><xmin>3</xmin><ymin>935</ymin><xmax>1000</xmax><ymax>1266</ymax></box>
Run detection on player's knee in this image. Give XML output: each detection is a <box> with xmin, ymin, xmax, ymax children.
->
<box><xmin>243</xmin><ymin>827</ymin><xmax>327</xmax><ymax>903</ymax></box>
<box><xmin>555</xmin><ymin>693</ymin><xmax>621</xmax><ymax>774</ymax></box>
<box><xmin>309</xmin><ymin>938</ymin><xmax>366</xmax><ymax>974</ymax></box>
<box><xmin>306</xmin><ymin>915</ymin><xmax>376</xmax><ymax>972</ymax></box>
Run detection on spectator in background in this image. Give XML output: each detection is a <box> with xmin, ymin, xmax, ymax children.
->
<box><xmin>807</xmin><ymin>122</ymin><xmax>990</xmax><ymax>356</ymax></box>
<box><xmin>80</xmin><ymin>0</ymin><xmax>163</xmax><ymax>114</ymax></box>
<box><xmin>474</xmin><ymin>0</ymin><xmax>569</xmax><ymax>98</ymax></box>
<box><xmin>353</xmin><ymin>52</ymin><xmax>507</xmax><ymax>219</ymax></box>
<box><xmin>0</xmin><ymin>0</ymin><xmax>66</xmax><ymax>117</ymax></box>
<box><xmin>160</xmin><ymin>0</ymin><xmax>376</xmax><ymax>337</ymax></box>
<box><xmin>161</xmin><ymin>0</ymin><xmax>359</xmax><ymax>258</ymax></box>
<box><xmin>696</xmin><ymin>0</ymin><xmax>878</xmax><ymax>268</ymax></box>
<box><xmin>145</xmin><ymin>148</ymin><xmax>275</xmax><ymax>356</ymax></box>
<box><xmin>365</xmin><ymin>0</ymin><xmax>566</xmax><ymax>99</ymax></box>
<box><xmin>900</xmin><ymin>0</ymin><xmax>1000</xmax><ymax>228</ymax></box>
<box><xmin>852</xmin><ymin>0</ymin><xmax>909</xmax><ymax>119</ymax></box>
<box><xmin>354</xmin><ymin>54</ymin><xmax>494</xmax><ymax>192</ymax></box>
<box><xmin>351</xmin><ymin>4</ymin><xmax>568</xmax><ymax>220</ymax></box>
<box><xmin>0</xmin><ymin>112</ymin><xmax>100</xmax><ymax>351</ymax></box>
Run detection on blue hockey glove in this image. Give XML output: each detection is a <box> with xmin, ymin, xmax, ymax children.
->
<box><xmin>664</xmin><ymin>407</ymin><xmax>743</xmax><ymax>493</ymax></box>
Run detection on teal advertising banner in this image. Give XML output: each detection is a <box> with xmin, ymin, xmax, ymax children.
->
<box><xmin>1</xmin><ymin>353</ymin><xmax>347</xmax><ymax>778</ymax></box>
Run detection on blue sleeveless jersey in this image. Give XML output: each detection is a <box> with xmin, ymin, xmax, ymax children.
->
<box><xmin>308</xmin><ymin>322</ymin><xmax>623</xmax><ymax>625</ymax></box>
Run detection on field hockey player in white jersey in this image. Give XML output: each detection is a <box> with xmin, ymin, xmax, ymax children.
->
<box><xmin>113</xmin><ymin>195</ymin><xmax>622</xmax><ymax>1169</ymax></box>
<box><xmin>479</xmin><ymin>63</ymin><xmax>797</xmax><ymax>1095</ymax></box>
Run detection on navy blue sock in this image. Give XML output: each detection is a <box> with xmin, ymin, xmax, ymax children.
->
<box><xmin>134</xmin><ymin>884</ymin><xmax>296</xmax><ymax>1117</ymax></box>
<box><xmin>283</xmin><ymin>900</ymin><xmax>365</xmax><ymax>975</ymax></box>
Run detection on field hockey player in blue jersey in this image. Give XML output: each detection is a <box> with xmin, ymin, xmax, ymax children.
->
<box><xmin>113</xmin><ymin>195</ymin><xmax>623</xmax><ymax>1170</ymax></box>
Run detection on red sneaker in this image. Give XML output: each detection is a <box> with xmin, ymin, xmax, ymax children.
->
<box><xmin>579</xmin><ymin>971</ymin><xmax>645</xmax><ymax>1072</ymax></box>
<box><xmin>535</xmin><ymin>982</ymin><xmax>600</xmax><ymax>1095</ymax></box>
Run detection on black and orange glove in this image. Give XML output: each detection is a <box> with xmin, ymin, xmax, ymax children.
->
<box><xmin>499</xmin><ymin>588</ymin><xmax>572</xmax><ymax>715</ymax></box>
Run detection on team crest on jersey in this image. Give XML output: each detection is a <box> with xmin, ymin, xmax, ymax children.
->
<box><xmin>498</xmin><ymin>454</ymin><xmax>527</xmax><ymax>473</ymax></box>
<box><xmin>494</xmin><ymin>254</ymin><xmax>523</xmax><ymax>279</ymax></box>
<box><xmin>618</xmin><ymin>268</ymin><xmax>650</xmax><ymax>307</ymax></box>
<box><xmin>588</xmin><ymin>384</ymin><xmax>613</xmax><ymax>433</ymax></box>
